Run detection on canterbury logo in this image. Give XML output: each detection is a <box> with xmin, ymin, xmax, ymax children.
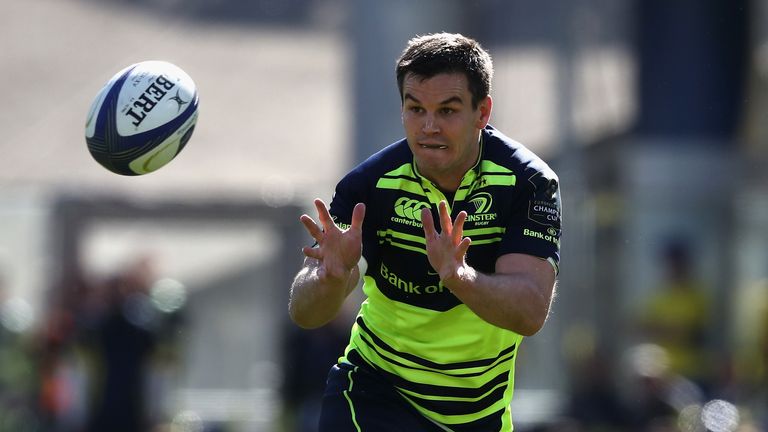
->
<box><xmin>468</xmin><ymin>192</ymin><xmax>493</xmax><ymax>214</ymax></box>
<box><xmin>394</xmin><ymin>197</ymin><xmax>430</xmax><ymax>221</ymax></box>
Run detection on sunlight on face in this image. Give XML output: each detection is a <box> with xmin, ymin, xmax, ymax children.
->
<box><xmin>401</xmin><ymin>73</ymin><xmax>491</xmax><ymax>191</ymax></box>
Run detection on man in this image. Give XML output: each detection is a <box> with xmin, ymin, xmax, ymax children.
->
<box><xmin>289</xmin><ymin>32</ymin><xmax>562</xmax><ymax>431</ymax></box>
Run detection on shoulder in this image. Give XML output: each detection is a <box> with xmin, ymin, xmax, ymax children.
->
<box><xmin>482</xmin><ymin>125</ymin><xmax>559</xmax><ymax>193</ymax></box>
<box><xmin>483</xmin><ymin>126</ymin><xmax>557</xmax><ymax>178</ymax></box>
<box><xmin>330</xmin><ymin>139</ymin><xmax>411</xmax><ymax>222</ymax></box>
<box><xmin>338</xmin><ymin>139</ymin><xmax>412</xmax><ymax>187</ymax></box>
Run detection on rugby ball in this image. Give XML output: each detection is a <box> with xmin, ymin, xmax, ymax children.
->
<box><xmin>85</xmin><ymin>60</ymin><xmax>198</xmax><ymax>175</ymax></box>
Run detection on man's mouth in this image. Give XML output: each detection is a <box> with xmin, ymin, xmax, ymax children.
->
<box><xmin>419</xmin><ymin>143</ymin><xmax>448</xmax><ymax>150</ymax></box>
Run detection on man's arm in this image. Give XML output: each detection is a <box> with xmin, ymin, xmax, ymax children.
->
<box><xmin>289</xmin><ymin>257</ymin><xmax>360</xmax><ymax>329</ymax></box>
<box><xmin>422</xmin><ymin>201</ymin><xmax>556</xmax><ymax>335</ymax></box>
<box><xmin>439</xmin><ymin>253</ymin><xmax>556</xmax><ymax>335</ymax></box>
<box><xmin>288</xmin><ymin>199</ymin><xmax>365</xmax><ymax>329</ymax></box>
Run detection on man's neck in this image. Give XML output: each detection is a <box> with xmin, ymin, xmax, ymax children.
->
<box><xmin>423</xmin><ymin>135</ymin><xmax>482</xmax><ymax>192</ymax></box>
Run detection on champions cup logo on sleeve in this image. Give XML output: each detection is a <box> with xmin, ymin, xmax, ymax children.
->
<box><xmin>526</xmin><ymin>170</ymin><xmax>561</xmax><ymax>229</ymax></box>
<box><xmin>530</xmin><ymin>202</ymin><xmax>559</xmax><ymax>223</ymax></box>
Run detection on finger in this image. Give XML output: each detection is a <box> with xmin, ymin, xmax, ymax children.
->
<box><xmin>302</xmin><ymin>245</ymin><xmax>323</xmax><ymax>260</ymax></box>
<box><xmin>453</xmin><ymin>211</ymin><xmax>467</xmax><ymax>243</ymax></box>
<box><xmin>300</xmin><ymin>214</ymin><xmax>323</xmax><ymax>241</ymax></box>
<box><xmin>421</xmin><ymin>207</ymin><xmax>436</xmax><ymax>237</ymax></box>
<box><xmin>438</xmin><ymin>201</ymin><xmax>452</xmax><ymax>234</ymax></box>
<box><xmin>350</xmin><ymin>203</ymin><xmax>366</xmax><ymax>231</ymax></box>
<box><xmin>456</xmin><ymin>237</ymin><xmax>472</xmax><ymax>258</ymax></box>
<box><xmin>312</xmin><ymin>198</ymin><xmax>336</xmax><ymax>230</ymax></box>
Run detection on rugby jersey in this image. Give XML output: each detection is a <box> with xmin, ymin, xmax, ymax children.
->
<box><xmin>328</xmin><ymin>125</ymin><xmax>562</xmax><ymax>431</ymax></box>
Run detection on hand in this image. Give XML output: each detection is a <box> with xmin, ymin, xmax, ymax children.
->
<box><xmin>421</xmin><ymin>201</ymin><xmax>471</xmax><ymax>281</ymax></box>
<box><xmin>300</xmin><ymin>199</ymin><xmax>365</xmax><ymax>283</ymax></box>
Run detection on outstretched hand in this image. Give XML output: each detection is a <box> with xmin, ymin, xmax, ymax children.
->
<box><xmin>300</xmin><ymin>198</ymin><xmax>365</xmax><ymax>283</ymax></box>
<box><xmin>421</xmin><ymin>201</ymin><xmax>472</xmax><ymax>281</ymax></box>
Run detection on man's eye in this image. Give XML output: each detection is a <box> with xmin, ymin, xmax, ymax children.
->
<box><xmin>409</xmin><ymin>106</ymin><xmax>424</xmax><ymax>113</ymax></box>
<box><xmin>440</xmin><ymin>108</ymin><xmax>455</xmax><ymax>114</ymax></box>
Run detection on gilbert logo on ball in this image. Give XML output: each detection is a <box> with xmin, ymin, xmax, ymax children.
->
<box><xmin>85</xmin><ymin>60</ymin><xmax>199</xmax><ymax>175</ymax></box>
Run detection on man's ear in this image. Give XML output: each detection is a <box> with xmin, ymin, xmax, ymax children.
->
<box><xmin>476</xmin><ymin>95</ymin><xmax>493</xmax><ymax>128</ymax></box>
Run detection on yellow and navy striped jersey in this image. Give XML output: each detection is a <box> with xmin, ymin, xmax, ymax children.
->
<box><xmin>329</xmin><ymin>125</ymin><xmax>562</xmax><ymax>431</ymax></box>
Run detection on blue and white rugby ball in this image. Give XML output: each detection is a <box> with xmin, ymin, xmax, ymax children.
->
<box><xmin>85</xmin><ymin>60</ymin><xmax>198</xmax><ymax>175</ymax></box>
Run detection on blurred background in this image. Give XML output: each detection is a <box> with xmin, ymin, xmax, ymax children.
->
<box><xmin>1</xmin><ymin>0</ymin><xmax>766</xmax><ymax>431</ymax></box>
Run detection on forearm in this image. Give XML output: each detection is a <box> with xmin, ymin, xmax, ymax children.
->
<box><xmin>289</xmin><ymin>260</ymin><xmax>357</xmax><ymax>329</ymax></box>
<box><xmin>442</xmin><ymin>265</ymin><xmax>554</xmax><ymax>336</ymax></box>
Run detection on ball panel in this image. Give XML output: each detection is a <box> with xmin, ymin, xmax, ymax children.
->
<box><xmin>85</xmin><ymin>64</ymin><xmax>135</xmax><ymax>139</ymax></box>
<box><xmin>115</xmin><ymin>61</ymin><xmax>197</xmax><ymax>137</ymax></box>
<box><xmin>128</xmin><ymin>110</ymin><xmax>198</xmax><ymax>175</ymax></box>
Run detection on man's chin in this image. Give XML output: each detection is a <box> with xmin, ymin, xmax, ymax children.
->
<box><xmin>415</xmin><ymin>157</ymin><xmax>451</xmax><ymax>175</ymax></box>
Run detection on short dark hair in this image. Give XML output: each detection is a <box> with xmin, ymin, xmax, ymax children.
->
<box><xmin>396</xmin><ymin>33</ymin><xmax>493</xmax><ymax>109</ymax></box>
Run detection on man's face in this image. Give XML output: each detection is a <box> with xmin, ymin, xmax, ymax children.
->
<box><xmin>401</xmin><ymin>72</ymin><xmax>491</xmax><ymax>188</ymax></box>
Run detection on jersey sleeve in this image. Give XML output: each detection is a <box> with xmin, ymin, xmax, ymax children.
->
<box><xmin>498</xmin><ymin>165</ymin><xmax>562</xmax><ymax>273</ymax></box>
<box><xmin>328</xmin><ymin>167</ymin><xmax>376</xmax><ymax>275</ymax></box>
<box><xmin>328</xmin><ymin>170</ymin><xmax>363</xmax><ymax>229</ymax></box>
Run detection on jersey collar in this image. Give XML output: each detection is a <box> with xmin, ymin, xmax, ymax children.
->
<box><xmin>411</xmin><ymin>133</ymin><xmax>484</xmax><ymax>185</ymax></box>
<box><xmin>411</xmin><ymin>133</ymin><xmax>485</xmax><ymax>206</ymax></box>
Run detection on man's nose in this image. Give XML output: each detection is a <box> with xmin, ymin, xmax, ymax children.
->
<box><xmin>423</xmin><ymin>114</ymin><xmax>439</xmax><ymax>134</ymax></box>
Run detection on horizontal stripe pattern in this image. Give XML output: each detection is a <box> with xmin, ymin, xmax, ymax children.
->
<box><xmin>376</xmin><ymin>163</ymin><xmax>428</xmax><ymax>196</ymax></box>
<box><xmin>376</xmin><ymin>227</ymin><xmax>505</xmax><ymax>254</ymax></box>
<box><xmin>377</xmin><ymin>176</ymin><xmax>427</xmax><ymax>196</ymax></box>
<box><xmin>377</xmin><ymin>228</ymin><xmax>427</xmax><ymax>255</ymax></box>
<box><xmin>345</xmin><ymin>312</ymin><xmax>519</xmax><ymax>428</ymax></box>
<box><xmin>356</xmin><ymin>317</ymin><xmax>516</xmax><ymax>373</ymax></box>
<box><xmin>402</xmin><ymin>385</ymin><xmax>509</xmax><ymax>416</ymax></box>
<box><xmin>477</xmin><ymin>160</ymin><xmax>517</xmax><ymax>187</ymax></box>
